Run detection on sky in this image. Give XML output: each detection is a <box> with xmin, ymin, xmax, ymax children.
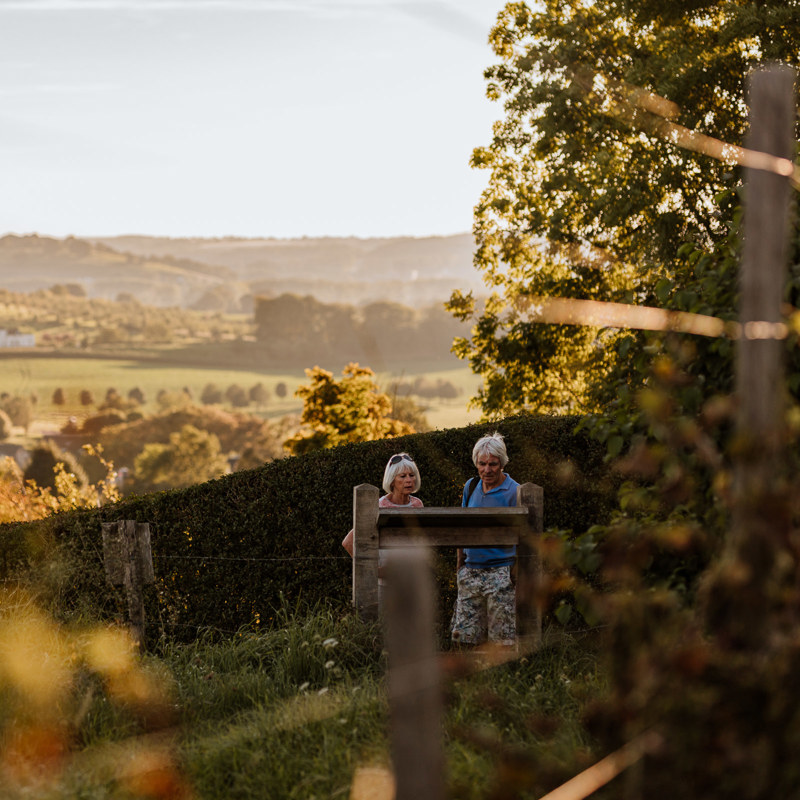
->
<box><xmin>1</xmin><ymin>0</ymin><xmax>509</xmax><ymax>239</ymax></box>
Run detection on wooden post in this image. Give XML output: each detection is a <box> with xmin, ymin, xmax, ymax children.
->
<box><xmin>102</xmin><ymin>520</ymin><xmax>154</xmax><ymax>649</ymax></box>
<box><xmin>718</xmin><ymin>64</ymin><xmax>797</xmax><ymax>647</ymax></box>
<box><xmin>516</xmin><ymin>482</ymin><xmax>543</xmax><ymax>651</ymax></box>
<box><xmin>736</xmin><ymin>64</ymin><xmax>795</xmax><ymax>461</ymax></box>
<box><xmin>383</xmin><ymin>545</ymin><xmax>445</xmax><ymax>800</ymax></box>
<box><xmin>352</xmin><ymin>483</ymin><xmax>380</xmax><ymax>621</ymax></box>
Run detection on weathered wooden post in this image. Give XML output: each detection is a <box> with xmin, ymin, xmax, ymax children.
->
<box><xmin>352</xmin><ymin>483</ymin><xmax>380</xmax><ymax>621</ymax></box>
<box><xmin>101</xmin><ymin>520</ymin><xmax>154</xmax><ymax>649</ymax></box>
<box><xmin>383</xmin><ymin>545</ymin><xmax>444</xmax><ymax>800</ymax></box>
<box><xmin>709</xmin><ymin>64</ymin><xmax>797</xmax><ymax>647</ymax></box>
<box><xmin>516</xmin><ymin>482</ymin><xmax>544</xmax><ymax>652</ymax></box>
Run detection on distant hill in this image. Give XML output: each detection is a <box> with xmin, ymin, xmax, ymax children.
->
<box><xmin>86</xmin><ymin>233</ymin><xmax>484</xmax><ymax>306</ymax></box>
<box><xmin>0</xmin><ymin>234</ymin><xmax>245</xmax><ymax>310</ymax></box>
<box><xmin>0</xmin><ymin>232</ymin><xmax>484</xmax><ymax>312</ymax></box>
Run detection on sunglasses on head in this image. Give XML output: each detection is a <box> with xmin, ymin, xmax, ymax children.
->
<box><xmin>389</xmin><ymin>454</ymin><xmax>414</xmax><ymax>465</ymax></box>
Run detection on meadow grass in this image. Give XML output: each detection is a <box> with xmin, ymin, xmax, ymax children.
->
<box><xmin>43</xmin><ymin>604</ymin><xmax>607</xmax><ymax>800</ymax></box>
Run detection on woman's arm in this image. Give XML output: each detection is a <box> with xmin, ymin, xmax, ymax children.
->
<box><xmin>342</xmin><ymin>529</ymin><xmax>354</xmax><ymax>557</ymax></box>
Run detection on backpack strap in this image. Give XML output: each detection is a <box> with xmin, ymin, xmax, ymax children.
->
<box><xmin>465</xmin><ymin>476</ymin><xmax>480</xmax><ymax>506</ymax></box>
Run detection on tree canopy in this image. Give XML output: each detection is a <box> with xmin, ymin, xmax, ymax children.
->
<box><xmin>285</xmin><ymin>363</ymin><xmax>414</xmax><ymax>455</ymax></box>
<box><xmin>450</xmin><ymin>0</ymin><xmax>800</xmax><ymax>417</ymax></box>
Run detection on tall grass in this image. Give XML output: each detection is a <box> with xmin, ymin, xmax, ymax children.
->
<box><xmin>1</xmin><ymin>597</ymin><xmax>607</xmax><ymax>799</ymax></box>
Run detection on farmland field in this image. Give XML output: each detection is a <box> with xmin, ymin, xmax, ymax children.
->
<box><xmin>0</xmin><ymin>356</ymin><xmax>480</xmax><ymax>432</ymax></box>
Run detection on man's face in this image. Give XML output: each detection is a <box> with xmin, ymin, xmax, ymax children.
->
<box><xmin>477</xmin><ymin>454</ymin><xmax>503</xmax><ymax>489</ymax></box>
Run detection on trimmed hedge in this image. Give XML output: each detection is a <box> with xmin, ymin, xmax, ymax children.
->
<box><xmin>0</xmin><ymin>414</ymin><xmax>618</xmax><ymax>642</ymax></box>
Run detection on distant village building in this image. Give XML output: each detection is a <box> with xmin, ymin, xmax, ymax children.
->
<box><xmin>0</xmin><ymin>329</ymin><xmax>35</xmax><ymax>347</ymax></box>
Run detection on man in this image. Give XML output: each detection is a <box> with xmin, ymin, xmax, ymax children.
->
<box><xmin>451</xmin><ymin>432</ymin><xmax>519</xmax><ymax>648</ymax></box>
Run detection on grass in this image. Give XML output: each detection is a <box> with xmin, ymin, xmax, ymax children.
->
<box><xmin>1</xmin><ymin>601</ymin><xmax>608</xmax><ymax>799</ymax></box>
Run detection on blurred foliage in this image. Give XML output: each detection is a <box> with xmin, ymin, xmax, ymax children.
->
<box><xmin>0</xmin><ymin>445</ymin><xmax>119</xmax><ymax>524</ymax></box>
<box><xmin>0</xmin><ymin>592</ymin><xmax>189</xmax><ymax>799</ymax></box>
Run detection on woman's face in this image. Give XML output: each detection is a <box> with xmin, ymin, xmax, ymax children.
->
<box><xmin>391</xmin><ymin>467</ymin><xmax>416</xmax><ymax>495</ymax></box>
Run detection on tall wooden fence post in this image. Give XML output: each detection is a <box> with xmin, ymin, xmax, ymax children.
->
<box><xmin>715</xmin><ymin>63</ymin><xmax>797</xmax><ymax>648</ymax></box>
<box><xmin>352</xmin><ymin>483</ymin><xmax>380</xmax><ymax>621</ymax></box>
<box><xmin>383</xmin><ymin>545</ymin><xmax>444</xmax><ymax>800</ymax></box>
<box><xmin>102</xmin><ymin>520</ymin><xmax>154</xmax><ymax>649</ymax></box>
<box><xmin>516</xmin><ymin>482</ymin><xmax>543</xmax><ymax>652</ymax></box>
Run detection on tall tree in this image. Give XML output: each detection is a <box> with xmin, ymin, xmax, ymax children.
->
<box><xmin>285</xmin><ymin>363</ymin><xmax>414</xmax><ymax>455</ymax></box>
<box><xmin>449</xmin><ymin>0</ymin><xmax>800</xmax><ymax>417</ymax></box>
<box><xmin>133</xmin><ymin>424</ymin><xmax>228</xmax><ymax>491</ymax></box>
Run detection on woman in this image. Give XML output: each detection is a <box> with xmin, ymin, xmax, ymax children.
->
<box><xmin>342</xmin><ymin>452</ymin><xmax>423</xmax><ymax>592</ymax></box>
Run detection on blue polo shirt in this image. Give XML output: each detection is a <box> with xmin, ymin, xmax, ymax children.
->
<box><xmin>462</xmin><ymin>473</ymin><xmax>519</xmax><ymax>568</ymax></box>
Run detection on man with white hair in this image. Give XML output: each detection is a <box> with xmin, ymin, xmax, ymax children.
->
<box><xmin>451</xmin><ymin>432</ymin><xmax>519</xmax><ymax>648</ymax></box>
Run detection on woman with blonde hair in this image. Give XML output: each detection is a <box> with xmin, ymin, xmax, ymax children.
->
<box><xmin>342</xmin><ymin>453</ymin><xmax>423</xmax><ymax>600</ymax></box>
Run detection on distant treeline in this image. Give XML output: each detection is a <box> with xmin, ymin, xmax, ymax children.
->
<box><xmin>0</xmin><ymin>287</ymin><xmax>250</xmax><ymax>348</ymax></box>
<box><xmin>254</xmin><ymin>294</ymin><xmax>468</xmax><ymax>366</ymax></box>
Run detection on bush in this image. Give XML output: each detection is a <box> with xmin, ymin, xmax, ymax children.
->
<box><xmin>201</xmin><ymin>383</ymin><xmax>223</xmax><ymax>405</ymax></box>
<box><xmin>1</xmin><ymin>395</ymin><xmax>34</xmax><ymax>432</ymax></box>
<box><xmin>23</xmin><ymin>440</ymin><xmax>89</xmax><ymax>492</ymax></box>
<box><xmin>1</xmin><ymin>414</ymin><xmax>617</xmax><ymax>642</ymax></box>
<box><xmin>0</xmin><ymin>409</ymin><xmax>13</xmax><ymax>440</ymax></box>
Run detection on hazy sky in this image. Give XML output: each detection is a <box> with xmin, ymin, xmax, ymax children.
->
<box><xmin>1</xmin><ymin>0</ymin><xmax>508</xmax><ymax>239</ymax></box>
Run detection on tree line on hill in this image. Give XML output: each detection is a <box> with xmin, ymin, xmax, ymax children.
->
<box><xmin>0</xmin><ymin>286</ymin><xmax>469</xmax><ymax>369</ymax></box>
<box><xmin>0</xmin><ymin>286</ymin><xmax>251</xmax><ymax>350</ymax></box>
<box><xmin>254</xmin><ymin>294</ymin><xmax>469</xmax><ymax>366</ymax></box>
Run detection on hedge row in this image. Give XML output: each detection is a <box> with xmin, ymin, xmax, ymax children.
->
<box><xmin>0</xmin><ymin>414</ymin><xmax>618</xmax><ymax>642</ymax></box>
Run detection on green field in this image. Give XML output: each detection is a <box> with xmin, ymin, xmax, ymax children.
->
<box><xmin>0</xmin><ymin>356</ymin><xmax>481</xmax><ymax>431</ymax></box>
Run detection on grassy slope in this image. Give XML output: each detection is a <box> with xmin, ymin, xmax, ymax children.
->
<box><xmin>51</xmin><ymin>605</ymin><xmax>607</xmax><ymax>800</ymax></box>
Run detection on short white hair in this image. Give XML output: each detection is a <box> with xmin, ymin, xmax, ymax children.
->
<box><xmin>382</xmin><ymin>452</ymin><xmax>421</xmax><ymax>494</ymax></box>
<box><xmin>472</xmin><ymin>432</ymin><xmax>509</xmax><ymax>468</ymax></box>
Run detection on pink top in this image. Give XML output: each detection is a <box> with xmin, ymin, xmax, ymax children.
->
<box><xmin>378</xmin><ymin>494</ymin><xmax>423</xmax><ymax>581</ymax></box>
<box><xmin>379</xmin><ymin>494</ymin><xmax>424</xmax><ymax>510</ymax></box>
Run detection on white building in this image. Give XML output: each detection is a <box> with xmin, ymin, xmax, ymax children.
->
<box><xmin>0</xmin><ymin>330</ymin><xmax>35</xmax><ymax>347</ymax></box>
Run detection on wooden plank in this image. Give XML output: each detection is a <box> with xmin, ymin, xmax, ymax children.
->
<box><xmin>383</xmin><ymin>546</ymin><xmax>445</xmax><ymax>800</ymax></box>
<box><xmin>353</xmin><ymin>483</ymin><xmax>380</xmax><ymax>621</ymax></box>
<box><xmin>378</xmin><ymin>507</ymin><xmax>528</xmax><ymax>528</ymax></box>
<box><xmin>380</xmin><ymin>528</ymin><xmax>520</xmax><ymax>548</ymax></box>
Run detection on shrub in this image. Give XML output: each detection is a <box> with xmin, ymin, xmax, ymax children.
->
<box><xmin>1</xmin><ymin>395</ymin><xmax>34</xmax><ymax>432</ymax></box>
<box><xmin>0</xmin><ymin>409</ymin><xmax>13</xmax><ymax>440</ymax></box>
<box><xmin>201</xmin><ymin>383</ymin><xmax>223</xmax><ymax>405</ymax></box>
<box><xmin>23</xmin><ymin>440</ymin><xmax>89</xmax><ymax>492</ymax></box>
<box><xmin>0</xmin><ymin>414</ymin><xmax>616</xmax><ymax>642</ymax></box>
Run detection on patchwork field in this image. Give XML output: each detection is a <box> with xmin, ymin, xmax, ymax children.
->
<box><xmin>0</xmin><ymin>356</ymin><xmax>481</xmax><ymax>435</ymax></box>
